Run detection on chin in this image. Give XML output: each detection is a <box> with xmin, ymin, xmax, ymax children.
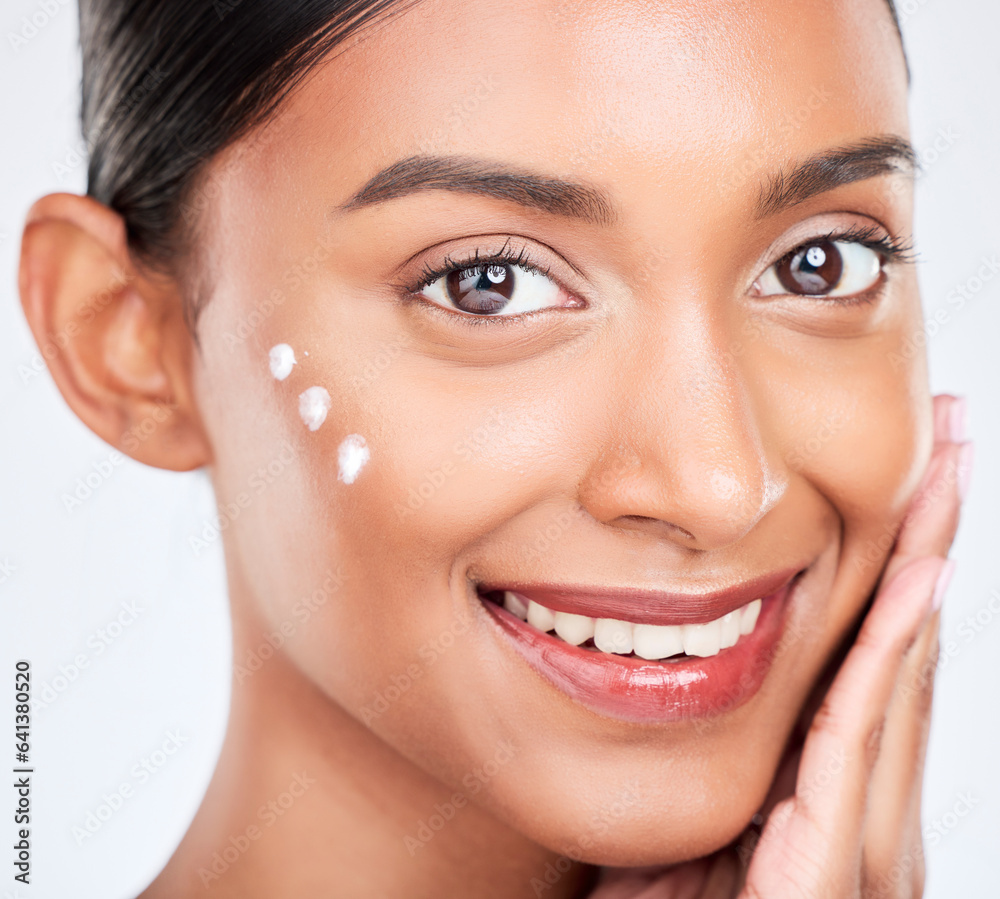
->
<box><xmin>499</xmin><ymin>761</ymin><xmax>770</xmax><ymax>868</ymax></box>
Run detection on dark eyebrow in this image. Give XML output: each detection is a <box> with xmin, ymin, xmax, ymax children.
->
<box><xmin>335</xmin><ymin>154</ymin><xmax>617</xmax><ymax>227</ymax></box>
<box><xmin>754</xmin><ymin>135</ymin><xmax>918</xmax><ymax>218</ymax></box>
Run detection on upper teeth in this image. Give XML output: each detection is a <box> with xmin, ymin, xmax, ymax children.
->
<box><xmin>502</xmin><ymin>591</ymin><xmax>762</xmax><ymax>660</ymax></box>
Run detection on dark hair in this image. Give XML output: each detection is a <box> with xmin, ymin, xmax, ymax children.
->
<box><xmin>79</xmin><ymin>0</ymin><xmax>421</xmax><ymax>326</ymax></box>
<box><xmin>78</xmin><ymin>0</ymin><xmax>907</xmax><ymax>327</ymax></box>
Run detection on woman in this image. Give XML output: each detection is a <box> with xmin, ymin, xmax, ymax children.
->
<box><xmin>17</xmin><ymin>0</ymin><xmax>971</xmax><ymax>895</ymax></box>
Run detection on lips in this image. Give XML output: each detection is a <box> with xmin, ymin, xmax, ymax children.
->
<box><xmin>480</xmin><ymin>568</ymin><xmax>798</xmax><ymax>625</ymax></box>
<box><xmin>478</xmin><ymin>570</ymin><xmax>801</xmax><ymax>723</ymax></box>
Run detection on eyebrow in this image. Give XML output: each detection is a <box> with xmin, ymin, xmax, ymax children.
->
<box><xmin>753</xmin><ymin>135</ymin><xmax>918</xmax><ymax>218</ymax></box>
<box><xmin>334</xmin><ymin>136</ymin><xmax>918</xmax><ymax>227</ymax></box>
<box><xmin>335</xmin><ymin>154</ymin><xmax>617</xmax><ymax>226</ymax></box>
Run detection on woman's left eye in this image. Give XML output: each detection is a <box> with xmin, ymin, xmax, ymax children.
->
<box><xmin>755</xmin><ymin>239</ymin><xmax>883</xmax><ymax>298</ymax></box>
<box><xmin>418</xmin><ymin>262</ymin><xmax>570</xmax><ymax>316</ymax></box>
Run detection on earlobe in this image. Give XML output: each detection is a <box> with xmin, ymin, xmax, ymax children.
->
<box><xmin>18</xmin><ymin>192</ymin><xmax>213</xmax><ymax>472</ymax></box>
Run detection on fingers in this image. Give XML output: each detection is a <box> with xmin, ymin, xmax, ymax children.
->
<box><xmin>837</xmin><ymin>393</ymin><xmax>968</xmax><ymax>895</ymax></box>
<box><xmin>931</xmin><ymin>394</ymin><xmax>965</xmax><ymax>449</ymax></box>
<box><xmin>888</xmin><ymin>445</ymin><xmax>966</xmax><ymax>571</ymax></box>
<box><xmin>742</xmin><ymin>394</ymin><xmax>970</xmax><ymax>899</ymax></box>
<box><xmin>861</xmin><ymin>601</ymin><xmax>943</xmax><ymax>897</ymax></box>
<box><xmin>885</xmin><ymin>396</ymin><xmax>970</xmax><ymax>584</ymax></box>
<box><xmin>741</xmin><ymin>556</ymin><xmax>949</xmax><ymax>899</ymax></box>
<box><xmin>796</xmin><ymin>557</ymin><xmax>948</xmax><ymax>836</ymax></box>
<box><xmin>856</xmin><ymin>393</ymin><xmax>966</xmax><ymax>896</ymax></box>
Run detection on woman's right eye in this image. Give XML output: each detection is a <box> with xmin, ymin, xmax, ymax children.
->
<box><xmin>755</xmin><ymin>239</ymin><xmax>884</xmax><ymax>299</ymax></box>
<box><xmin>418</xmin><ymin>261</ymin><xmax>579</xmax><ymax>317</ymax></box>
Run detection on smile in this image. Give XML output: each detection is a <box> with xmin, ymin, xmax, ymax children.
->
<box><xmin>489</xmin><ymin>590</ymin><xmax>763</xmax><ymax>660</ymax></box>
<box><xmin>477</xmin><ymin>569</ymin><xmax>804</xmax><ymax>723</ymax></box>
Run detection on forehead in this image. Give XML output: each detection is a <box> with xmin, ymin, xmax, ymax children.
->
<box><xmin>298</xmin><ymin>2</ymin><xmax>900</xmax><ymax>144</ymax></box>
<box><xmin>209</xmin><ymin>0</ymin><xmax>908</xmax><ymax>254</ymax></box>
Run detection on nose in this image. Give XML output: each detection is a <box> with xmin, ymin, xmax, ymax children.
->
<box><xmin>577</xmin><ymin>314</ymin><xmax>786</xmax><ymax>552</ymax></box>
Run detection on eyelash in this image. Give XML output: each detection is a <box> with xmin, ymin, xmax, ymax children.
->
<box><xmin>398</xmin><ymin>226</ymin><xmax>917</xmax><ymax>324</ymax></box>
<box><xmin>795</xmin><ymin>223</ymin><xmax>916</xmax><ymax>265</ymax></box>
<box><xmin>412</xmin><ymin>240</ymin><xmax>553</xmax><ymax>289</ymax></box>
<box><xmin>396</xmin><ymin>239</ymin><xmax>557</xmax><ymax>328</ymax></box>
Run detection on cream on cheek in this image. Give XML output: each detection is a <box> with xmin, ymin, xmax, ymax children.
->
<box><xmin>268</xmin><ymin>343</ymin><xmax>297</xmax><ymax>380</ymax></box>
<box><xmin>298</xmin><ymin>386</ymin><xmax>331</xmax><ymax>431</ymax></box>
<box><xmin>268</xmin><ymin>343</ymin><xmax>333</xmax><ymax>430</ymax></box>
<box><xmin>265</xmin><ymin>346</ymin><xmax>372</xmax><ymax>482</ymax></box>
<box><xmin>338</xmin><ymin>434</ymin><xmax>370</xmax><ymax>484</ymax></box>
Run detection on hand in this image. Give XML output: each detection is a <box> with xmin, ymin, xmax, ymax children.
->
<box><xmin>736</xmin><ymin>393</ymin><xmax>969</xmax><ymax>898</ymax></box>
<box><xmin>589</xmin><ymin>394</ymin><xmax>971</xmax><ymax>899</ymax></box>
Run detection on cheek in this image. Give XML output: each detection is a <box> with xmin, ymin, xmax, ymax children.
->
<box><xmin>229</xmin><ymin>354</ymin><xmax>532</xmax><ymax>681</ymax></box>
<box><xmin>782</xmin><ymin>353</ymin><xmax>932</xmax><ymax>596</ymax></box>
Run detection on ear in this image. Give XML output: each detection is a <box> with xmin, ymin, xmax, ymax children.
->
<box><xmin>18</xmin><ymin>192</ymin><xmax>212</xmax><ymax>470</ymax></box>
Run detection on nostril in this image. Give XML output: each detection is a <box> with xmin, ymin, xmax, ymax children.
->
<box><xmin>615</xmin><ymin>515</ymin><xmax>697</xmax><ymax>542</ymax></box>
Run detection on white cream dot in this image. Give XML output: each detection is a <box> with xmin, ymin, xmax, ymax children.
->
<box><xmin>269</xmin><ymin>343</ymin><xmax>296</xmax><ymax>380</ymax></box>
<box><xmin>337</xmin><ymin>434</ymin><xmax>370</xmax><ymax>484</ymax></box>
<box><xmin>298</xmin><ymin>386</ymin><xmax>331</xmax><ymax>431</ymax></box>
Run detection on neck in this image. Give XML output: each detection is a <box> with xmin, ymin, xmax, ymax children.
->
<box><xmin>140</xmin><ymin>571</ymin><xmax>597</xmax><ymax>898</ymax></box>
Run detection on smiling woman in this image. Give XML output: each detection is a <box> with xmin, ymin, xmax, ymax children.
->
<box><xmin>16</xmin><ymin>0</ymin><xmax>971</xmax><ymax>897</ymax></box>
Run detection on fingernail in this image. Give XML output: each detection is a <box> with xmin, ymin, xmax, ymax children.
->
<box><xmin>932</xmin><ymin>559</ymin><xmax>955</xmax><ymax>612</ymax></box>
<box><xmin>948</xmin><ymin>396</ymin><xmax>968</xmax><ymax>443</ymax></box>
<box><xmin>958</xmin><ymin>442</ymin><xmax>975</xmax><ymax>501</ymax></box>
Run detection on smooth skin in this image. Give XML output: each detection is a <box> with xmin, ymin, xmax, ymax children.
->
<box><xmin>591</xmin><ymin>398</ymin><xmax>963</xmax><ymax>897</ymax></box>
<box><xmin>18</xmin><ymin>0</ymin><xmax>969</xmax><ymax>896</ymax></box>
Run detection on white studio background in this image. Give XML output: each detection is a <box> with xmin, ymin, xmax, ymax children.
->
<box><xmin>1</xmin><ymin>2</ymin><xmax>998</xmax><ymax>897</ymax></box>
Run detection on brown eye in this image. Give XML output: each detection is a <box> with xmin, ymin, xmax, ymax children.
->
<box><xmin>776</xmin><ymin>240</ymin><xmax>844</xmax><ymax>295</ymax></box>
<box><xmin>445</xmin><ymin>264</ymin><xmax>517</xmax><ymax>314</ymax></box>
<box><xmin>418</xmin><ymin>258</ymin><xmax>571</xmax><ymax>317</ymax></box>
<box><xmin>757</xmin><ymin>238</ymin><xmax>883</xmax><ymax>299</ymax></box>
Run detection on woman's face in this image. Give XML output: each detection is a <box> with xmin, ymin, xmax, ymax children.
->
<box><xmin>191</xmin><ymin>0</ymin><xmax>925</xmax><ymax>864</ymax></box>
